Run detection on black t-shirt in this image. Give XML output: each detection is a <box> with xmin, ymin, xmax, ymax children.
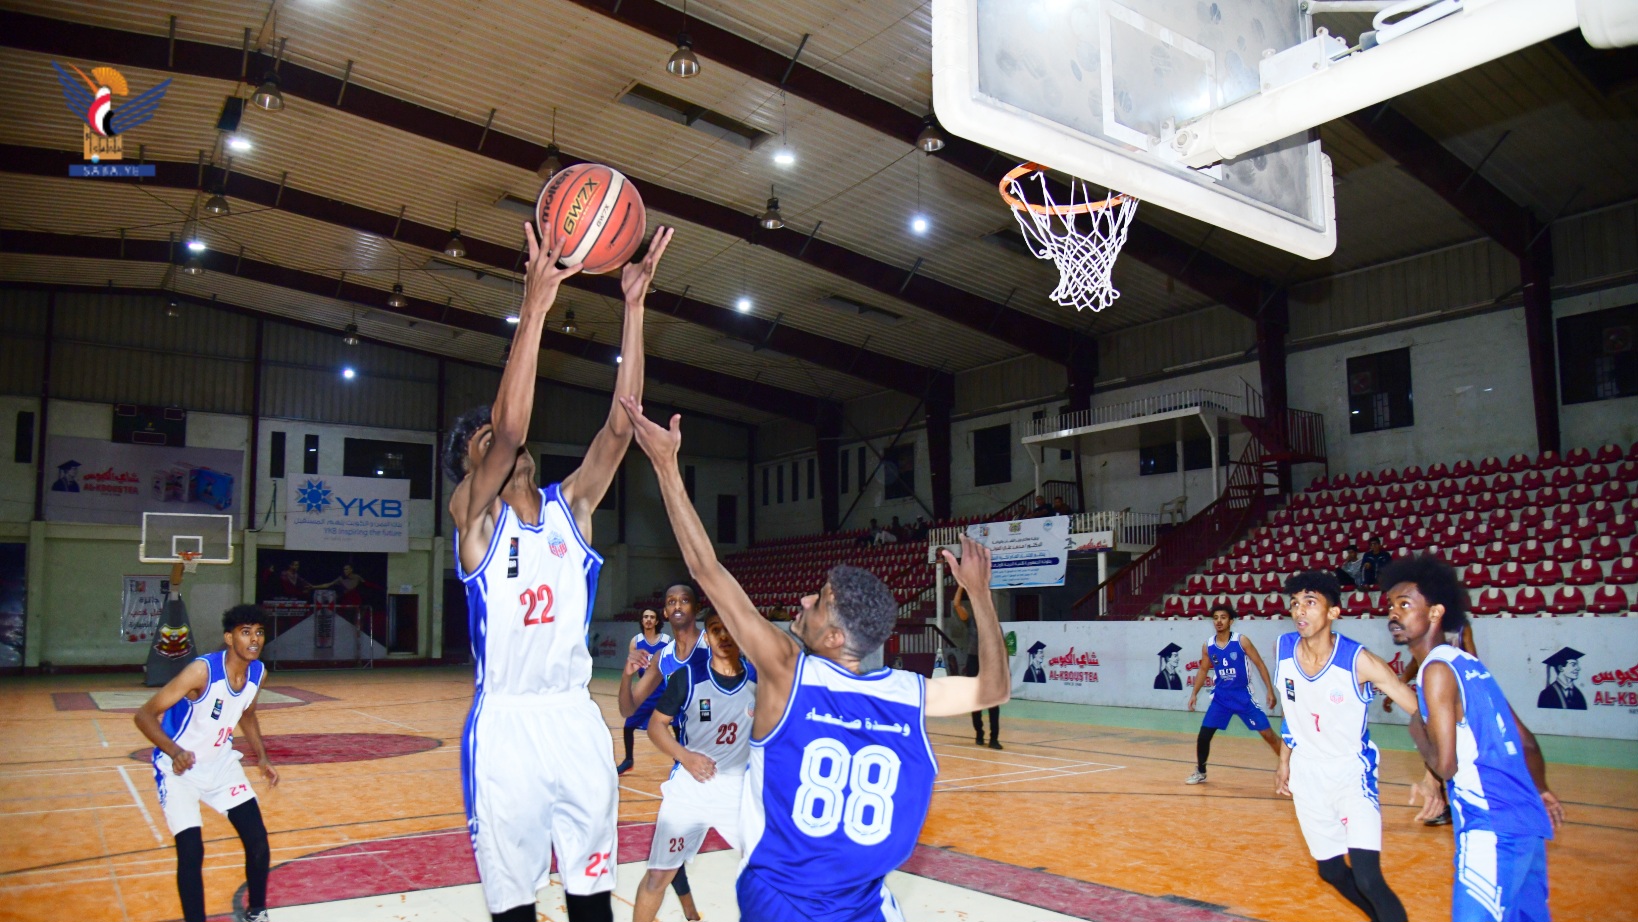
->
<box><xmin>655</xmin><ymin>663</ymin><xmax>748</xmax><ymax>718</ymax></box>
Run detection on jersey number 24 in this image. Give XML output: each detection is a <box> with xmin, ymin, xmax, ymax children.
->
<box><xmin>792</xmin><ymin>737</ymin><xmax>901</xmax><ymax>847</ymax></box>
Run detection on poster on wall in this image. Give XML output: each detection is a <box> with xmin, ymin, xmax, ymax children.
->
<box><xmin>284</xmin><ymin>474</ymin><xmax>409</xmax><ymax>553</ymax></box>
<box><xmin>44</xmin><ymin>435</ymin><xmax>243</xmax><ymax>526</ymax></box>
<box><xmin>120</xmin><ymin>575</ymin><xmax>170</xmax><ymax>645</ymax></box>
<box><xmin>255</xmin><ymin>548</ymin><xmax>389</xmax><ymax>656</ymax></box>
<box><xmin>0</xmin><ymin>544</ymin><xmax>24</xmax><ymax>668</ymax></box>
<box><xmin>966</xmin><ymin>516</ymin><xmax>1068</xmax><ymax>588</ymax></box>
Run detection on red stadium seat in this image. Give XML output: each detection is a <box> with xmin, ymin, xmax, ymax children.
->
<box><xmin>1500</xmin><ymin>521</ymin><xmax>1528</xmax><ymax>545</ymax></box>
<box><xmin>1511</xmin><ymin>587</ymin><xmax>1547</xmax><ymax>616</ymax></box>
<box><xmin>1612</xmin><ymin>557</ymin><xmax>1638</xmax><ymax>585</ymax></box>
<box><xmin>1485</xmin><ymin>508</ymin><xmax>1513</xmax><ymax>530</ymax></box>
<box><xmin>1608</xmin><ymin>515</ymin><xmax>1637</xmax><ymax>539</ymax></box>
<box><xmin>1492</xmin><ymin>561</ymin><xmax>1527</xmax><ymax>587</ymax></box>
<box><xmin>1601</xmin><ymin>481</ymin><xmax>1632</xmax><ymax>502</ymax></box>
<box><xmin>1448</xmin><ymin>543</ymin><xmax>1479</xmax><ymax>566</ymax></box>
<box><xmin>1360</xmin><ymin>486</ymin><xmax>1383</xmax><ymax>504</ymax></box>
<box><xmin>1378</xmin><ymin>468</ymin><xmax>1402</xmax><ymax>485</ymax></box>
<box><xmin>1491</xmin><ymin>472</ymin><xmax>1518</xmax><ymax>492</ymax></box>
<box><xmin>1356</xmin><ymin>471</ymin><xmax>1378</xmax><ymax>487</ymax></box>
<box><xmin>1568</xmin><ymin>518</ymin><xmax>1597</xmax><ymax>541</ymax></box>
<box><xmin>1584</xmin><ymin>500</ymin><xmax>1614</xmax><ymax>523</ymax></box>
<box><xmin>1455</xmin><ymin>511</ymin><xmax>1482</xmax><ymax>531</ymax></box>
<box><xmin>1289</xmin><ymin>492</ymin><xmax>1312</xmax><ymax>510</ymax></box>
<box><xmin>1566</xmin><ymin>447</ymin><xmax>1592</xmax><ymax>466</ymax></box>
<box><xmin>1550</xmin><ymin>504</ymin><xmax>1580</xmax><ymax>524</ymax></box>
<box><xmin>1548</xmin><ymin>586</ymin><xmax>1586</xmax><ymax>616</ymax></box>
<box><xmin>1345</xmin><ymin>591</ymin><xmax>1375</xmax><ymax>617</ymax></box>
<box><xmin>1504</xmin><ymin>454</ymin><xmax>1533</xmax><ymax>473</ymax></box>
<box><xmin>1589</xmin><ymin>586</ymin><xmax>1630</xmax><ymax>616</ymax></box>
<box><xmin>1402</xmin><ymin>465</ymin><xmax>1425</xmax><ymax>482</ymax></box>
<box><xmin>1310</xmin><ymin>474</ymin><xmax>1333</xmax><ymax>490</ymax></box>
<box><xmin>1535</xmin><ymin>450</ymin><xmax>1565</xmax><ymax>469</ymax></box>
<box><xmin>1408</xmin><ymin>481</ymin><xmax>1432</xmax><ymax>500</ymax></box>
<box><xmin>1469</xmin><ymin>492</ymin><xmax>1500</xmax><ymax>513</ymax></box>
<box><xmin>1596</xmin><ymin>444</ymin><xmax>1624</xmax><ymax>464</ymax></box>
<box><xmin>1519</xmin><ymin>470</ymin><xmax>1545</xmax><ymax>491</ymax></box>
<box><xmin>1470</xmin><ymin>524</ymin><xmax>1497</xmax><ymax>546</ymax></box>
<box><xmin>1186</xmin><ymin>575</ymin><xmax>1209</xmax><ymax>594</ymax></box>
<box><xmin>1427</xmin><ymin>462</ymin><xmax>1452</xmax><ymax>480</ymax></box>
<box><xmin>1471</xmin><ymin>588</ymin><xmax>1507</xmax><ymax>616</ymax></box>
<box><xmin>1588</xmin><ymin>536</ymin><xmax>1623</xmax><ymax>561</ymax></box>
<box><xmin>1528</xmin><ymin>561</ymin><xmax>1564</xmax><ymax>586</ymax></box>
<box><xmin>1262</xmin><ymin>593</ymin><xmax>1287</xmax><ymax>617</ymax></box>
<box><xmin>1512</xmin><ymin>541</ymin><xmax>1543</xmax><ymax>565</ymax></box>
<box><xmin>1163</xmin><ymin>596</ymin><xmax>1187</xmax><ymax>617</ymax></box>
<box><xmin>1445</xmin><ymin>494</ymin><xmax>1472</xmax><ymax>513</ymax></box>
<box><xmin>1463</xmin><ymin>562</ymin><xmax>1490</xmax><ymax>586</ymax></box>
<box><xmin>1333</xmin><ymin>473</ymin><xmax>1355</xmax><ymax>488</ymax></box>
<box><xmin>1566</xmin><ymin>484</ymin><xmax>1594</xmax><ymax>505</ymax></box>
<box><xmin>1618</xmin><ymin>461</ymin><xmax>1638</xmax><ymax>482</ymax></box>
<box><xmin>1501</xmin><ymin>489</ymin><xmax>1529</xmax><ymax>510</ymax></box>
<box><xmin>1565</xmin><ymin>559</ymin><xmax>1602</xmax><ymax>586</ymax></box>
<box><xmin>1517</xmin><ymin>506</ymin><xmax>1547</xmax><ymax>528</ymax></box>
<box><xmin>1584</xmin><ymin>465</ymin><xmax>1610</xmax><ymax>485</ymax></box>
<box><xmin>1533</xmin><ymin>486</ymin><xmax>1563</xmax><ymax>506</ymax></box>
<box><xmin>1186</xmin><ymin>595</ymin><xmax>1210</xmax><ymax>618</ymax></box>
<box><xmin>1547</xmin><ymin>537</ymin><xmax>1581</xmax><ymax>562</ymax></box>
<box><xmin>1548</xmin><ymin>466</ymin><xmax>1578</xmax><ymax>488</ymax></box>
<box><xmin>1479</xmin><ymin>541</ymin><xmax>1510</xmax><ymax>566</ymax></box>
<box><xmin>1384</xmin><ymin>483</ymin><xmax>1407</xmax><ymax>502</ymax></box>
<box><xmin>1405</xmin><ymin>528</ymin><xmax>1436</xmax><ymax>551</ymax></box>
<box><xmin>1474</xmin><ymin>457</ymin><xmax>1499</xmax><ymax>476</ymax></box>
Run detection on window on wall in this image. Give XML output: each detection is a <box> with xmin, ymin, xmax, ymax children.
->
<box><xmin>882</xmin><ymin>444</ymin><xmax>916</xmax><ymax>499</ymax></box>
<box><xmin>1559</xmin><ymin>302</ymin><xmax>1638</xmax><ymax>404</ymax></box>
<box><xmin>807</xmin><ymin>458</ymin><xmax>815</xmax><ymax>500</ymax></box>
<box><xmin>1348</xmin><ymin>348</ymin><xmax>1414</xmax><ymax>433</ymax></box>
<box><xmin>303</xmin><ymin>434</ymin><xmax>320</xmax><ymax>474</ymax></box>
<box><xmin>777</xmin><ymin>464</ymin><xmax>785</xmax><ymax>503</ymax></box>
<box><xmin>839</xmin><ymin>448</ymin><xmax>849</xmax><ymax>494</ymax></box>
<box><xmin>14</xmin><ymin>412</ymin><xmax>35</xmax><ymax>464</ymax></box>
<box><xmin>717</xmin><ymin>494</ymin><xmax>738</xmax><ymax>544</ymax></box>
<box><xmin>973</xmin><ymin>423</ymin><xmax>1012</xmax><ymax>486</ymax></box>
<box><xmin>344</xmin><ymin>438</ymin><xmax>434</xmax><ymax>499</ymax></box>
<box><xmin>684</xmin><ymin>464</ymin><xmax>696</xmax><ymax>499</ymax></box>
<box><xmin>269</xmin><ymin>431</ymin><xmax>286</xmax><ymax>478</ymax></box>
<box><xmin>1139</xmin><ymin>443</ymin><xmax>1178</xmax><ymax>476</ymax></box>
<box><xmin>762</xmin><ymin>467</ymin><xmax>769</xmax><ymax>506</ymax></box>
<box><xmin>1181</xmin><ymin>436</ymin><xmax>1230</xmax><ymax>471</ymax></box>
<box><xmin>857</xmin><ymin>447</ymin><xmax>867</xmax><ymax>490</ymax></box>
<box><xmin>791</xmin><ymin>461</ymin><xmax>800</xmax><ymax>502</ymax></box>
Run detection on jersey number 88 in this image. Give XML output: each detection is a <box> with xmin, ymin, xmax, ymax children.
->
<box><xmin>792</xmin><ymin>737</ymin><xmax>901</xmax><ymax>846</ymax></box>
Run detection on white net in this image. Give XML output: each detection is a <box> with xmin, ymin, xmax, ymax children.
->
<box><xmin>1007</xmin><ymin>169</ymin><xmax>1139</xmax><ymax>313</ymax></box>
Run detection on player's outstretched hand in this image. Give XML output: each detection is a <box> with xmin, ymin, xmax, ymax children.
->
<box><xmin>1274</xmin><ymin>761</ymin><xmax>1291</xmax><ymax>797</ymax></box>
<box><xmin>1410</xmin><ymin>772</ymin><xmax>1445</xmax><ymax>822</ymax></box>
<box><xmin>260</xmin><ymin>760</ymin><xmax>280</xmax><ymax>788</ymax></box>
<box><xmin>681</xmin><ymin>751</ymin><xmax>716</xmax><ymax>783</ymax></box>
<box><xmin>619</xmin><ymin>397</ymin><xmax>682</xmax><ymax>465</ymax></box>
<box><xmin>171</xmin><ymin>748</ymin><xmax>197</xmax><ymax>775</ymax></box>
<box><xmin>624</xmin><ymin>647</ymin><xmax>651</xmax><ymax>678</ymax></box>
<box><xmin>621</xmin><ymin>226</ymin><xmax>674</xmax><ymax>305</ymax></box>
<box><xmin>521</xmin><ymin>222</ymin><xmax>582</xmax><ymax>316</ymax></box>
<box><xmin>940</xmin><ymin>535</ymin><xmax>992</xmax><ymax>598</ymax></box>
<box><xmin>1541</xmin><ymin>790</ymin><xmax>1565</xmax><ymax>831</ymax></box>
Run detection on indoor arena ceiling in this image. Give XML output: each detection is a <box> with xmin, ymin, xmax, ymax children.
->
<box><xmin>1</xmin><ymin>1</ymin><xmax>1635</xmax><ymax>425</ymax></box>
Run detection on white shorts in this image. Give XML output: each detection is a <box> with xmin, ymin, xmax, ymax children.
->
<box><xmin>647</xmin><ymin>768</ymin><xmax>745</xmax><ymax>870</ymax></box>
<box><xmin>153</xmin><ymin>750</ymin><xmax>257</xmax><ymax>835</ymax></box>
<box><xmin>1289</xmin><ymin>751</ymin><xmax>1383</xmax><ymax>860</ymax></box>
<box><xmin>463</xmin><ymin>691</ymin><xmax>618</xmax><ymax>911</ymax></box>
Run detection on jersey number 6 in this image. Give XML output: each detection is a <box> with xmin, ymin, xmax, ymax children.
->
<box><xmin>521</xmin><ymin>584</ymin><xmax>555</xmax><ymax>626</ymax></box>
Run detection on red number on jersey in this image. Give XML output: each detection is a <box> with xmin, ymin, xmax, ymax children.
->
<box><xmin>584</xmin><ymin>851</ymin><xmax>611</xmax><ymax>878</ymax></box>
<box><xmin>669</xmin><ymin>837</ymin><xmax>686</xmax><ymax>853</ymax></box>
<box><xmin>214</xmin><ymin>727</ymin><xmax>233</xmax><ymax>747</ymax></box>
<box><xmin>520</xmin><ymin>584</ymin><xmax>556</xmax><ymax>626</ymax></box>
<box><xmin>715</xmin><ymin>722</ymin><xmax>738</xmax><ymax>746</ymax></box>
<box><xmin>1313</xmin><ymin>713</ymin><xmax>1321</xmax><ymax>732</ymax></box>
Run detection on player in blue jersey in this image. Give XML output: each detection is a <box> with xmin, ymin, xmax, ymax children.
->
<box><xmin>442</xmin><ymin>223</ymin><xmax>672</xmax><ymax>922</ymax></box>
<box><xmin>618</xmin><ymin>608</ymin><xmax>672</xmax><ymax>775</ymax></box>
<box><xmin>619</xmin><ymin>582</ymin><xmax>710</xmax><ymax>722</ymax></box>
<box><xmin>1275</xmin><ymin>571</ymin><xmax>1442</xmax><ymax>922</ymax></box>
<box><xmin>1185</xmin><ymin>604</ymin><xmax>1280</xmax><ymax>784</ymax></box>
<box><xmin>621</xmin><ymin>396</ymin><xmax>1010</xmax><ymax>922</ymax></box>
<box><xmin>135</xmin><ymin>604</ymin><xmax>279</xmax><ymax>922</ymax></box>
<box><xmin>1382</xmin><ymin>555</ymin><xmax>1564</xmax><ymax>922</ymax></box>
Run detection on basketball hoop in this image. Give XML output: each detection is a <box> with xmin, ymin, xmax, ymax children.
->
<box><xmin>1000</xmin><ymin>163</ymin><xmax>1138</xmax><ymax>313</ymax></box>
<box><xmin>178</xmin><ymin>551</ymin><xmax>200</xmax><ymax>574</ymax></box>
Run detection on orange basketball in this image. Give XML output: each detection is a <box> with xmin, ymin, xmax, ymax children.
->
<box><xmin>536</xmin><ymin>163</ymin><xmax>646</xmax><ymax>274</ymax></box>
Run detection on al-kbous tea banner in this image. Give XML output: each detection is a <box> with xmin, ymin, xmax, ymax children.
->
<box><xmin>44</xmin><ymin>436</ymin><xmax>243</xmax><ymax>526</ymax></box>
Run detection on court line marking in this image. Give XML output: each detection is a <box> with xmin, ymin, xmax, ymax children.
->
<box><xmin>0</xmin><ymin>804</ymin><xmax>138</xmax><ymax>816</ymax></box>
<box><xmin>93</xmin><ymin>718</ymin><xmax>109</xmax><ymax>748</ymax></box>
<box><xmin>0</xmin><ymin>850</ymin><xmax>394</xmax><ymax>892</ymax></box>
<box><xmin>935</xmin><ymin>764</ymin><xmax>1127</xmax><ymax>793</ymax></box>
<box><xmin>115</xmin><ymin>764</ymin><xmax>164</xmax><ymax>845</ymax></box>
<box><xmin>350</xmin><ymin>708</ymin><xmax>423</xmax><ymax>733</ymax></box>
<box><xmin>935</xmin><ymin>763</ymin><xmax>1115</xmax><ymax>787</ymax></box>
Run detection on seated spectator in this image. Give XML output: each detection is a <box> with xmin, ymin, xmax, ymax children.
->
<box><xmin>859</xmin><ymin>518</ymin><xmax>880</xmax><ymax>547</ymax></box>
<box><xmin>1334</xmin><ymin>548</ymin><xmax>1364</xmax><ymax>589</ymax></box>
<box><xmin>874</xmin><ymin>523</ymin><xmax>898</xmax><ymax>545</ymax></box>
<box><xmin>1029</xmin><ymin>495</ymin><xmax>1051</xmax><ymax>518</ymax></box>
<box><xmin>1051</xmin><ymin>496</ymin><xmax>1072</xmax><ymax>517</ymax></box>
<box><xmin>1360</xmin><ymin>537</ymin><xmax>1393</xmax><ymax>586</ymax></box>
<box><xmin>890</xmin><ymin>515</ymin><xmax>905</xmax><ymax>540</ymax></box>
<box><xmin>911</xmin><ymin>515</ymin><xmax>930</xmax><ymax>541</ymax></box>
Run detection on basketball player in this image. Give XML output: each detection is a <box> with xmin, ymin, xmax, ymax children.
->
<box><xmin>633</xmin><ymin>609</ymin><xmax>755</xmax><ymax>922</ymax></box>
<box><xmin>133</xmin><ymin>604</ymin><xmax>279</xmax><ymax>922</ymax></box>
<box><xmin>1382</xmin><ymin>555</ymin><xmax>1563</xmax><ymax>922</ymax></box>
<box><xmin>1275</xmin><ymin>571</ymin><xmax>1442</xmax><ymax>922</ymax></box>
<box><xmin>618</xmin><ymin>608</ymin><xmax>671</xmax><ymax>775</ymax></box>
<box><xmin>443</xmin><ymin>222</ymin><xmax>672</xmax><ymax>922</ymax></box>
<box><xmin>1385</xmin><ymin>615</ymin><xmax>1478</xmax><ymax>826</ymax></box>
<box><xmin>1185</xmin><ymin>605</ymin><xmax>1280</xmax><ymax>784</ymax></box>
<box><xmin>619</xmin><ymin>581</ymin><xmax>709</xmax><ymax>722</ymax></box>
<box><xmin>620</xmin><ymin>396</ymin><xmax>1011</xmax><ymax>921</ymax></box>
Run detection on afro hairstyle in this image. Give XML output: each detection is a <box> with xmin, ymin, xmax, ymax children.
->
<box><xmin>1283</xmin><ymin>570</ymin><xmax>1343</xmax><ymax>609</ymax></box>
<box><xmin>222</xmin><ymin>604</ymin><xmax>266</xmax><ymax>633</ymax></box>
<box><xmin>1378</xmin><ymin>554</ymin><xmax>1470</xmax><ymax>634</ymax></box>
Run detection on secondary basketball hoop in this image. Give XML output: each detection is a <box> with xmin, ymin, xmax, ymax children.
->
<box><xmin>1000</xmin><ymin>163</ymin><xmax>1138</xmax><ymax>314</ymax></box>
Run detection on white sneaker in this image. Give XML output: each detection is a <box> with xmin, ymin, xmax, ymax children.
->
<box><xmin>239</xmin><ymin>910</ymin><xmax>270</xmax><ymax>922</ymax></box>
<box><xmin>1185</xmin><ymin>770</ymin><xmax>1208</xmax><ymax>784</ymax></box>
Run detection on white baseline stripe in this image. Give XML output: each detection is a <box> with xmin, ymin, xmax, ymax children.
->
<box><xmin>116</xmin><ymin>764</ymin><xmax>164</xmax><ymax>845</ymax></box>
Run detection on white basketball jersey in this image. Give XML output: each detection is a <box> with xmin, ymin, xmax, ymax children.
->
<box><xmin>1276</xmin><ymin>631</ymin><xmax>1375</xmax><ymax>763</ymax></box>
<box><xmin>672</xmin><ymin>659</ymin><xmax>757</xmax><ymax>774</ymax></box>
<box><xmin>458</xmin><ymin>484</ymin><xmax>602</xmax><ymax>697</ymax></box>
<box><xmin>156</xmin><ymin>650</ymin><xmax>264</xmax><ymax>767</ymax></box>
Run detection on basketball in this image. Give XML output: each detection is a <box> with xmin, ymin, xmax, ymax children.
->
<box><xmin>535</xmin><ymin>162</ymin><xmax>646</xmax><ymax>274</ymax></box>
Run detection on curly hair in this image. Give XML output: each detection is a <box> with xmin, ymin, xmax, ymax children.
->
<box><xmin>1209</xmin><ymin>603</ymin><xmax>1236</xmax><ymax>620</ymax></box>
<box><xmin>442</xmin><ymin>404</ymin><xmax>492</xmax><ymax>486</ymax></box>
<box><xmin>666</xmin><ymin>580</ymin><xmax>702</xmax><ymax>606</ymax></box>
<box><xmin>826</xmin><ymin>565</ymin><xmax>898</xmax><ymax>659</ymax></box>
<box><xmin>1283</xmin><ymin>570</ymin><xmax>1343</xmax><ymax>609</ymax></box>
<box><xmin>1378</xmin><ymin>554</ymin><xmax>1469</xmax><ymax>634</ymax></box>
<box><xmin>222</xmin><ymin>604</ymin><xmax>266</xmax><ymax>633</ymax></box>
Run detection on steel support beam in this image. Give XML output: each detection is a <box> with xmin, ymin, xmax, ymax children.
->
<box><xmin>0</xmin><ymin>12</ymin><xmax>1082</xmax><ymax>367</ymax></box>
<box><xmin>925</xmin><ymin>400</ymin><xmax>953</xmax><ymax>521</ymax></box>
<box><xmin>0</xmin><ymin>144</ymin><xmax>951</xmax><ymax>403</ymax></box>
<box><xmin>0</xmin><ymin>230</ymin><xmax>833</xmax><ymax>422</ymax></box>
<box><xmin>1257</xmin><ymin>290</ymin><xmax>1292</xmax><ymax>494</ymax></box>
<box><xmin>1522</xmin><ymin>227</ymin><xmax>1561</xmax><ymax>454</ymax></box>
<box><xmin>815</xmin><ymin>404</ymin><xmax>842</xmax><ymax>533</ymax></box>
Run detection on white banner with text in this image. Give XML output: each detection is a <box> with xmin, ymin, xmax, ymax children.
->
<box><xmin>284</xmin><ymin>475</ymin><xmax>410</xmax><ymax>553</ymax></box>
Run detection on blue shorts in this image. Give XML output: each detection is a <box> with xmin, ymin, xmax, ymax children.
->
<box><xmin>1202</xmin><ymin>689</ymin><xmax>1270</xmax><ymax>732</ymax></box>
<box><xmin>1453</xmin><ymin>830</ymin><xmax>1549</xmax><ymax>922</ymax></box>
<box><xmin>624</xmin><ymin>694</ymin><xmax>659</xmax><ymax>730</ymax></box>
<box><xmin>736</xmin><ymin>865</ymin><xmax>904</xmax><ymax>922</ymax></box>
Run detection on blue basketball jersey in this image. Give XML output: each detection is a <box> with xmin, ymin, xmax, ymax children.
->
<box><xmin>1206</xmin><ymin>632</ymin><xmax>1251</xmax><ymax>693</ymax></box>
<box><xmin>634</xmin><ymin>632</ymin><xmax>671</xmax><ymax>705</ymax></box>
<box><xmin>741</xmin><ymin>654</ymin><xmax>937</xmax><ymax>906</ymax></box>
<box><xmin>1416</xmin><ymin>645</ymin><xmax>1552</xmax><ymax>839</ymax></box>
<box><xmin>657</xmin><ymin>632</ymin><xmax>710</xmax><ymax>681</ymax></box>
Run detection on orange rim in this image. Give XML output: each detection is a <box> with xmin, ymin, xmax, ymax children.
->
<box><xmin>999</xmin><ymin>162</ymin><xmax>1130</xmax><ymax>216</ymax></box>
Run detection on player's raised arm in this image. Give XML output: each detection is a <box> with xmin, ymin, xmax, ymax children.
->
<box><xmin>561</xmin><ymin>228</ymin><xmax>674</xmax><ymax>539</ymax></box>
<box><xmin>619</xmin><ymin>397</ymin><xmax>799</xmax><ymax>681</ymax></box>
<box><xmin>453</xmin><ymin>226</ymin><xmax>580</xmax><ymax>539</ymax></box>
<box><xmin>926</xmin><ymin>537</ymin><xmax>1009</xmax><ymax>717</ymax></box>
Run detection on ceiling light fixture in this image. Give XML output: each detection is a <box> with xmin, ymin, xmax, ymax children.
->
<box><xmin>505</xmin><ymin>315</ymin><xmax>520</xmax><ymax>324</ymax></box>
<box><xmin>227</xmin><ymin>136</ymin><xmax>252</xmax><ymax>153</ymax></box>
<box><xmin>538</xmin><ymin>108</ymin><xmax>563</xmax><ymax>181</ymax></box>
<box><xmin>343</xmin><ymin>323</ymin><xmax>361</xmax><ymax>346</ymax></box>
<box><xmin>563</xmin><ymin>310</ymin><xmax>577</xmax><ymax>333</ymax></box>
<box><xmin>773</xmin><ymin>91</ymin><xmax>795</xmax><ymax>165</ymax></box>
<box><xmin>911</xmin><ymin>156</ymin><xmax>930</xmax><ymax>235</ymax></box>
<box><xmin>182</xmin><ymin>255</ymin><xmax>205</xmax><ymax>275</ymax></box>
<box><xmin>387</xmin><ymin>284</ymin><xmax>408</xmax><ymax>309</ymax></box>
<box><xmin>165</xmin><ymin>299</ymin><xmax>181</xmax><ymax>318</ymax></box>
<box><xmin>342</xmin><ymin>366</ymin><xmax>356</xmax><ymax>380</ymax></box>
<box><xmin>444</xmin><ymin>202</ymin><xmax>467</xmax><ymax>258</ymax></box>
<box><xmin>667</xmin><ymin>0</ymin><xmax>701</xmax><ymax>77</ymax></box>
<box><xmin>736</xmin><ymin>296</ymin><xmax>752</xmax><ymax>312</ymax></box>
<box><xmin>254</xmin><ymin>37</ymin><xmax>287</xmax><ymax>110</ymax></box>
<box><xmin>759</xmin><ymin>186</ymin><xmax>784</xmax><ymax>230</ymax></box>
<box><xmin>203</xmin><ymin>190</ymin><xmax>230</xmax><ymax>215</ymax></box>
<box><xmin>916</xmin><ymin>117</ymin><xmax>946</xmax><ymax>153</ymax></box>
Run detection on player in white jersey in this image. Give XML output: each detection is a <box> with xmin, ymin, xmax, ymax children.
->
<box><xmin>621</xmin><ymin>397</ymin><xmax>1011</xmax><ymax>922</ymax></box>
<box><xmin>633</xmin><ymin>609</ymin><xmax>756</xmax><ymax>922</ymax></box>
<box><xmin>1275</xmin><ymin>571</ymin><xmax>1442</xmax><ymax>922</ymax></box>
<box><xmin>443</xmin><ymin>223</ymin><xmax>673</xmax><ymax>922</ymax></box>
<box><xmin>135</xmin><ymin>604</ymin><xmax>279</xmax><ymax>922</ymax></box>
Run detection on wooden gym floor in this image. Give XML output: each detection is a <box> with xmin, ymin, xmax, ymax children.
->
<box><xmin>1</xmin><ymin>666</ymin><xmax>1632</xmax><ymax>922</ymax></box>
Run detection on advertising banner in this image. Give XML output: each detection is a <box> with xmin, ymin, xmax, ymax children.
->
<box><xmin>120</xmin><ymin>575</ymin><xmax>170</xmax><ymax>645</ymax></box>
<box><xmin>1003</xmin><ymin>618</ymin><xmax>1638</xmax><ymax>740</ymax></box>
<box><xmin>44</xmin><ymin>436</ymin><xmax>242</xmax><ymax>526</ymax></box>
<box><xmin>966</xmin><ymin>515</ymin><xmax>1069</xmax><ymax>588</ymax></box>
<box><xmin>284</xmin><ymin>475</ymin><xmax>410</xmax><ymax>553</ymax></box>
<box><xmin>1069</xmin><ymin>530</ymin><xmax>1115</xmax><ymax>552</ymax></box>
